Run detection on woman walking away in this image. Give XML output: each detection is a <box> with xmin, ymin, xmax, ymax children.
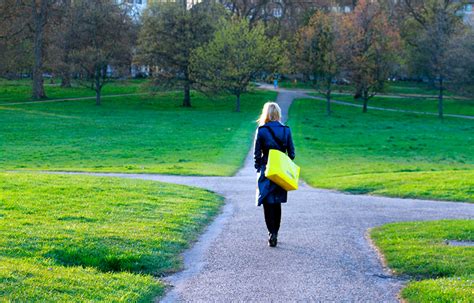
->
<box><xmin>254</xmin><ymin>102</ymin><xmax>295</xmax><ymax>247</ymax></box>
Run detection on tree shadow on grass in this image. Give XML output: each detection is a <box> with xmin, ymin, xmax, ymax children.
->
<box><xmin>44</xmin><ymin>246</ymin><xmax>142</xmax><ymax>273</ymax></box>
<box><xmin>343</xmin><ymin>186</ymin><xmax>378</xmax><ymax>195</ymax></box>
<box><xmin>41</xmin><ymin>237</ymin><xmax>183</xmax><ymax>276</ymax></box>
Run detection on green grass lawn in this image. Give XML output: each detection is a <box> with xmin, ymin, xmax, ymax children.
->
<box><xmin>277</xmin><ymin>79</ymin><xmax>357</xmax><ymax>92</ymax></box>
<box><xmin>371</xmin><ymin>220</ymin><xmax>474</xmax><ymax>302</ymax></box>
<box><xmin>384</xmin><ymin>81</ymin><xmax>447</xmax><ymax>96</ymax></box>
<box><xmin>0</xmin><ymin>90</ymin><xmax>275</xmax><ymax>175</ymax></box>
<box><xmin>289</xmin><ymin>98</ymin><xmax>474</xmax><ymax>202</ymax></box>
<box><xmin>0</xmin><ymin>79</ymin><xmax>144</xmax><ymax>103</ymax></box>
<box><xmin>277</xmin><ymin>79</ymin><xmax>319</xmax><ymax>90</ymax></box>
<box><xmin>0</xmin><ymin>172</ymin><xmax>223</xmax><ymax>301</ymax></box>
<box><xmin>278</xmin><ymin>79</ymin><xmax>459</xmax><ymax>96</ymax></box>
<box><xmin>0</xmin><ymin>81</ymin><xmax>248</xmax><ymax>301</ymax></box>
<box><xmin>312</xmin><ymin>93</ymin><xmax>474</xmax><ymax>116</ymax></box>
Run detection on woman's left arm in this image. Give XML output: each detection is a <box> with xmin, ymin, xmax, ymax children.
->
<box><xmin>287</xmin><ymin>127</ymin><xmax>295</xmax><ymax>160</ymax></box>
<box><xmin>254</xmin><ymin>128</ymin><xmax>263</xmax><ymax>172</ymax></box>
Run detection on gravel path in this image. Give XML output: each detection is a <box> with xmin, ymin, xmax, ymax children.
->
<box><xmin>0</xmin><ymin>93</ymin><xmax>148</xmax><ymax>106</ymax></box>
<box><xmin>74</xmin><ymin>90</ymin><xmax>474</xmax><ymax>302</ymax></box>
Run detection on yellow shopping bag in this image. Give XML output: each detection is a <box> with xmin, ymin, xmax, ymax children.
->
<box><xmin>265</xmin><ymin>149</ymin><xmax>300</xmax><ymax>191</ymax></box>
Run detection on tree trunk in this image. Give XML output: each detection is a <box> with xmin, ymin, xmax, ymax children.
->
<box><xmin>32</xmin><ymin>1</ymin><xmax>47</xmax><ymax>100</ymax></box>
<box><xmin>438</xmin><ymin>77</ymin><xmax>444</xmax><ymax>119</ymax></box>
<box><xmin>326</xmin><ymin>80</ymin><xmax>332</xmax><ymax>116</ymax></box>
<box><xmin>60</xmin><ymin>51</ymin><xmax>71</xmax><ymax>88</ymax></box>
<box><xmin>326</xmin><ymin>93</ymin><xmax>331</xmax><ymax>116</ymax></box>
<box><xmin>95</xmin><ymin>71</ymin><xmax>101</xmax><ymax>106</ymax></box>
<box><xmin>354</xmin><ymin>84</ymin><xmax>362</xmax><ymax>100</ymax></box>
<box><xmin>362</xmin><ymin>99</ymin><xmax>368</xmax><ymax>113</ymax></box>
<box><xmin>183</xmin><ymin>82</ymin><xmax>191</xmax><ymax>107</ymax></box>
<box><xmin>235</xmin><ymin>93</ymin><xmax>241</xmax><ymax>112</ymax></box>
<box><xmin>362</xmin><ymin>90</ymin><xmax>369</xmax><ymax>113</ymax></box>
<box><xmin>61</xmin><ymin>72</ymin><xmax>71</xmax><ymax>88</ymax></box>
<box><xmin>95</xmin><ymin>89</ymin><xmax>101</xmax><ymax>106</ymax></box>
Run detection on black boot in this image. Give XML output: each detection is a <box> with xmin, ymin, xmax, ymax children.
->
<box><xmin>268</xmin><ymin>233</ymin><xmax>278</xmax><ymax>247</ymax></box>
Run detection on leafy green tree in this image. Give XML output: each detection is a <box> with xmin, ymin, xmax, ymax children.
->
<box><xmin>190</xmin><ymin>18</ymin><xmax>287</xmax><ymax>112</ymax></box>
<box><xmin>295</xmin><ymin>10</ymin><xmax>342</xmax><ymax>116</ymax></box>
<box><xmin>136</xmin><ymin>1</ymin><xmax>225</xmax><ymax>107</ymax></box>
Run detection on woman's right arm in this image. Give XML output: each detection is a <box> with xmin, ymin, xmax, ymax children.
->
<box><xmin>254</xmin><ymin>128</ymin><xmax>263</xmax><ymax>172</ymax></box>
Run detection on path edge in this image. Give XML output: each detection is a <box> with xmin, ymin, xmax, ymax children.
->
<box><xmin>155</xmin><ymin>195</ymin><xmax>234</xmax><ymax>303</ymax></box>
<box><xmin>365</xmin><ymin>228</ymin><xmax>409</xmax><ymax>303</ymax></box>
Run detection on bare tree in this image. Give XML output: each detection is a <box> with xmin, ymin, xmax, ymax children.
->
<box><xmin>135</xmin><ymin>1</ymin><xmax>225</xmax><ymax>107</ymax></box>
<box><xmin>219</xmin><ymin>0</ymin><xmax>354</xmax><ymax>33</ymax></box>
<box><xmin>68</xmin><ymin>0</ymin><xmax>134</xmax><ymax>105</ymax></box>
<box><xmin>1</xmin><ymin>0</ymin><xmax>63</xmax><ymax>98</ymax></box>
<box><xmin>0</xmin><ymin>1</ymin><xmax>31</xmax><ymax>78</ymax></box>
<box><xmin>46</xmin><ymin>0</ymin><xmax>73</xmax><ymax>87</ymax></box>
<box><xmin>402</xmin><ymin>0</ymin><xmax>466</xmax><ymax>118</ymax></box>
<box><xmin>295</xmin><ymin>10</ymin><xmax>343</xmax><ymax>115</ymax></box>
<box><xmin>30</xmin><ymin>0</ymin><xmax>50</xmax><ymax>98</ymax></box>
<box><xmin>339</xmin><ymin>0</ymin><xmax>400</xmax><ymax>113</ymax></box>
<box><xmin>446</xmin><ymin>28</ymin><xmax>474</xmax><ymax>98</ymax></box>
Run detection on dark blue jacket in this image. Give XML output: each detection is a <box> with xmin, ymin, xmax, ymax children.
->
<box><xmin>254</xmin><ymin>121</ymin><xmax>296</xmax><ymax>206</ymax></box>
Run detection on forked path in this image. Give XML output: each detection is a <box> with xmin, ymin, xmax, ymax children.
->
<box><xmin>85</xmin><ymin>91</ymin><xmax>473</xmax><ymax>302</ymax></box>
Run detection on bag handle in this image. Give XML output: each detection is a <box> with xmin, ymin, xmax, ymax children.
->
<box><xmin>262</xmin><ymin>125</ymin><xmax>287</xmax><ymax>151</ymax></box>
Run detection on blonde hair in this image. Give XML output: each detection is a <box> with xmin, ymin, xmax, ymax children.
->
<box><xmin>257</xmin><ymin>102</ymin><xmax>282</xmax><ymax>126</ymax></box>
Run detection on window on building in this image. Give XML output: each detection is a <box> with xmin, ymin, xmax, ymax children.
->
<box><xmin>273</xmin><ymin>7</ymin><xmax>282</xmax><ymax>18</ymax></box>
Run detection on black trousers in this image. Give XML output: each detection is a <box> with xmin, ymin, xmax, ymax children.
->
<box><xmin>263</xmin><ymin>202</ymin><xmax>281</xmax><ymax>235</ymax></box>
